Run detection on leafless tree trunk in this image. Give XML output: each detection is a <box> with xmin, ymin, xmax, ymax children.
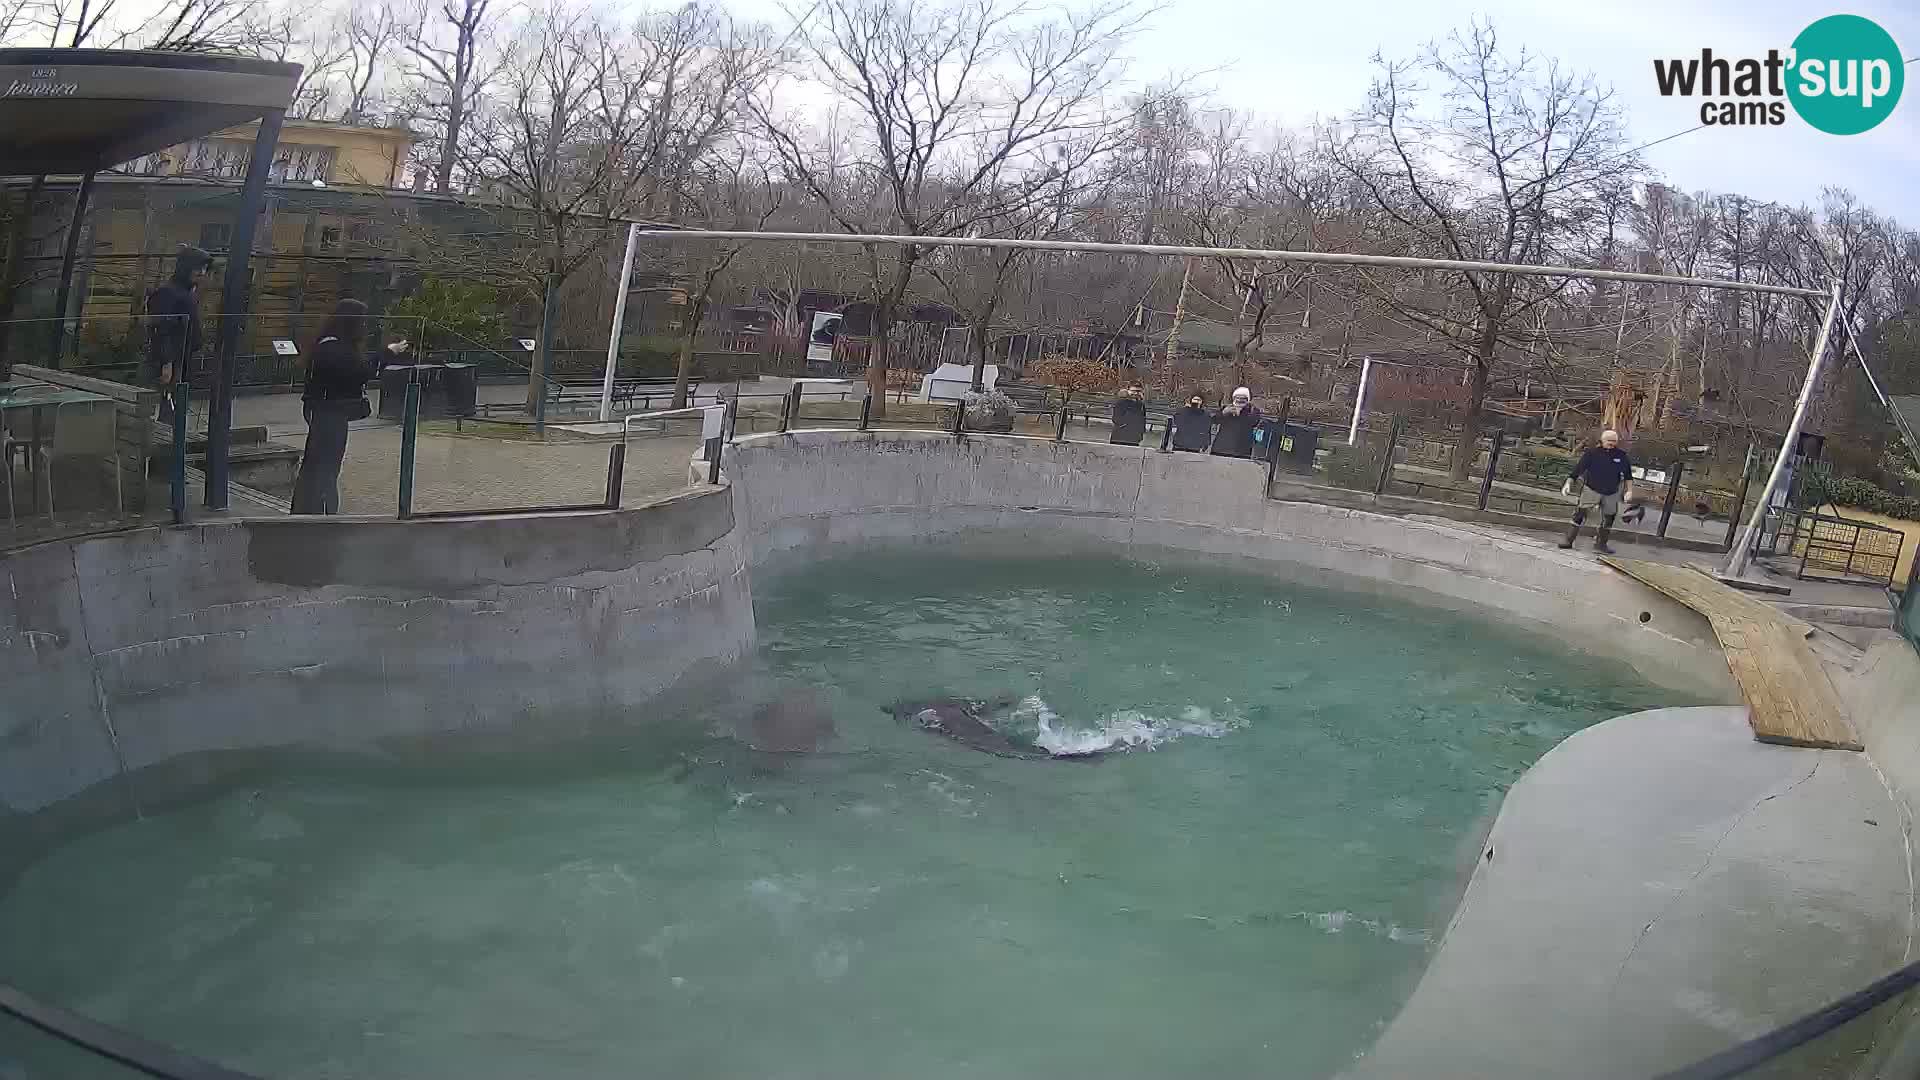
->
<box><xmin>753</xmin><ymin>0</ymin><xmax>1141</xmax><ymax>417</ymax></box>
<box><xmin>1331</xmin><ymin>19</ymin><xmax>1640</xmax><ymax>479</ymax></box>
<box><xmin>406</xmin><ymin>0</ymin><xmax>496</xmax><ymax>193</ymax></box>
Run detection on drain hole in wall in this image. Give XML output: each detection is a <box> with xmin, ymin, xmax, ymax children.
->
<box><xmin>1639</xmin><ymin>611</ymin><xmax>1651</xmax><ymax>624</ymax></box>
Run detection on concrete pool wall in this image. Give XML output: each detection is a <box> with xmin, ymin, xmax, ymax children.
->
<box><xmin>724</xmin><ymin>429</ymin><xmax>1736</xmax><ymax>698</ymax></box>
<box><xmin>0</xmin><ymin>486</ymin><xmax>753</xmax><ymax>860</ymax></box>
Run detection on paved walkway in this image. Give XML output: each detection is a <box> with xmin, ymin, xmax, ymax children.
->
<box><xmin>272</xmin><ymin>426</ymin><xmax>704</xmax><ymax>515</ymax></box>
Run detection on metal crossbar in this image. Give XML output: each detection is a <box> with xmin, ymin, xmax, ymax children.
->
<box><xmin>632</xmin><ymin>230</ymin><xmax>1828</xmax><ymax>299</ymax></box>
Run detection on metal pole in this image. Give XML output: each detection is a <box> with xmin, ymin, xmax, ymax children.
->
<box><xmin>858</xmin><ymin>392</ymin><xmax>872</xmax><ymax>431</ymax></box>
<box><xmin>635</xmin><ymin>230</ymin><xmax>1826</xmax><ymax>300</ymax></box>
<box><xmin>605</xmin><ymin>442</ymin><xmax>626</xmax><ymax>507</ymax></box>
<box><xmin>47</xmin><ymin>170</ymin><xmax>95</xmax><ymax>369</ymax></box>
<box><xmin>205</xmin><ymin>108</ymin><xmax>285</xmax><ymax>510</ymax></box>
<box><xmin>1348</xmin><ymin>356</ymin><xmax>1372</xmax><ymax>445</ymax></box>
<box><xmin>397</xmin><ymin>381</ymin><xmax>419</xmax><ymax>518</ymax></box>
<box><xmin>1375</xmin><ymin>416</ymin><xmax>1403</xmax><ymax>496</ymax></box>
<box><xmin>532</xmin><ymin>270</ymin><xmax>559</xmax><ymax>427</ymax></box>
<box><xmin>169</xmin><ymin>378</ymin><xmax>189</xmax><ymax>525</ymax></box>
<box><xmin>779</xmin><ymin>382</ymin><xmax>797</xmax><ymax>432</ymax></box>
<box><xmin>1657</xmin><ymin>460</ymin><xmax>1685</xmax><ymax>538</ymax></box>
<box><xmin>1725</xmin><ymin>280</ymin><xmax>1842</xmax><ymax>578</ymax></box>
<box><xmin>1266</xmin><ymin>396</ymin><xmax>1291</xmax><ymax>496</ymax></box>
<box><xmin>1054</xmin><ymin>402</ymin><xmax>1069</xmax><ymax>442</ymax></box>
<box><xmin>1477</xmin><ymin>430</ymin><xmax>1505</xmax><ymax>511</ymax></box>
<box><xmin>598</xmin><ymin>223</ymin><xmax>640</xmax><ymax>423</ymax></box>
<box><xmin>1724</xmin><ymin>442</ymin><xmax>1756</xmax><ymax>552</ymax></box>
<box><xmin>953</xmin><ymin>394</ymin><xmax>968</xmax><ymax>437</ymax></box>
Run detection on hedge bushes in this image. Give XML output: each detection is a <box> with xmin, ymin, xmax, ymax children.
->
<box><xmin>1822</xmin><ymin>474</ymin><xmax>1920</xmax><ymax>520</ymax></box>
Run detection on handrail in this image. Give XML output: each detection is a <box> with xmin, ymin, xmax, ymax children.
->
<box><xmin>1656</xmin><ymin>956</ymin><xmax>1920</xmax><ymax>1079</ymax></box>
<box><xmin>0</xmin><ymin>982</ymin><xmax>264</xmax><ymax>1080</ymax></box>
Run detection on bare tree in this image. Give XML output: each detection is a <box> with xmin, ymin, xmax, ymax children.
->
<box><xmin>341</xmin><ymin>1</ymin><xmax>403</xmax><ymax>121</ymax></box>
<box><xmin>755</xmin><ymin>0</ymin><xmax>1141</xmax><ymax>416</ymax></box>
<box><xmin>661</xmin><ymin>150</ymin><xmax>785</xmax><ymax>408</ymax></box>
<box><xmin>405</xmin><ymin>0</ymin><xmax>498</xmax><ymax>192</ymax></box>
<box><xmin>433</xmin><ymin>2</ymin><xmax>778</xmax><ymax>412</ymax></box>
<box><xmin>1331</xmin><ymin>20</ymin><xmax>1640</xmax><ymax>478</ymax></box>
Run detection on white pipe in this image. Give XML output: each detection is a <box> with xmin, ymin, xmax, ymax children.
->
<box><xmin>634</xmin><ymin>229</ymin><xmax>1826</xmax><ymax>300</ymax></box>
<box><xmin>1724</xmin><ymin>280</ymin><xmax>1844</xmax><ymax>579</ymax></box>
<box><xmin>599</xmin><ymin>222</ymin><xmax>641</xmax><ymax>423</ymax></box>
<box><xmin>1348</xmin><ymin>355</ymin><xmax>1373</xmax><ymax>446</ymax></box>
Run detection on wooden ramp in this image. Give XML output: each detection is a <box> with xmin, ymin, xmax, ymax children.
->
<box><xmin>1601</xmin><ymin>557</ymin><xmax>1861</xmax><ymax>751</ymax></box>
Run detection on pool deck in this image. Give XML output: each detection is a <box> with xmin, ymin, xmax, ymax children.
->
<box><xmin>1352</xmin><ymin>706</ymin><xmax>1914</xmax><ymax>1079</ymax></box>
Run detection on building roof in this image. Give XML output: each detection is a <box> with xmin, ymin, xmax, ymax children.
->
<box><xmin>0</xmin><ymin>48</ymin><xmax>300</xmax><ymax>175</ymax></box>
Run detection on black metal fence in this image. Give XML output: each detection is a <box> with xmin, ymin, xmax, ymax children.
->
<box><xmin>1749</xmin><ymin>505</ymin><xmax>1905</xmax><ymax>588</ymax></box>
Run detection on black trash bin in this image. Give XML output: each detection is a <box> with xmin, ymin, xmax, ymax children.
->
<box><xmin>441</xmin><ymin>364</ymin><xmax>477</xmax><ymax>418</ymax></box>
<box><xmin>377</xmin><ymin>365</ymin><xmax>420</xmax><ymax>420</ymax></box>
<box><xmin>1274</xmin><ymin>423</ymin><xmax>1320</xmax><ymax>474</ymax></box>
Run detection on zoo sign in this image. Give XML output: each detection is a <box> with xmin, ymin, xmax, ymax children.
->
<box><xmin>1652</xmin><ymin>14</ymin><xmax>1903</xmax><ymax>134</ymax></box>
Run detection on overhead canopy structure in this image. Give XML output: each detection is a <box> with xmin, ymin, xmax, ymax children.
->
<box><xmin>0</xmin><ymin>47</ymin><xmax>301</xmax><ymax>512</ymax></box>
<box><xmin>0</xmin><ymin>49</ymin><xmax>300</xmax><ymax>175</ymax></box>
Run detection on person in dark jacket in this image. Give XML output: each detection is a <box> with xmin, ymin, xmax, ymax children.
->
<box><xmin>1559</xmin><ymin>428</ymin><xmax>1635</xmax><ymax>554</ymax></box>
<box><xmin>143</xmin><ymin>246</ymin><xmax>211</xmax><ymax>421</ymax></box>
<box><xmin>1110</xmin><ymin>382</ymin><xmax>1147</xmax><ymax>445</ymax></box>
<box><xmin>291</xmin><ymin>299</ymin><xmax>375</xmax><ymax>515</ymax></box>
<box><xmin>1209</xmin><ymin>387</ymin><xmax>1264</xmax><ymax>458</ymax></box>
<box><xmin>1166</xmin><ymin>392</ymin><xmax>1213</xmax><ymax>452</ymax></box>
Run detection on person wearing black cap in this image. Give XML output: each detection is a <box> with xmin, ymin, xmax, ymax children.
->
<box><xmin>143</xmin><ymin>246</ymin><xmax>210</xmax><ymax>420</ymax></box>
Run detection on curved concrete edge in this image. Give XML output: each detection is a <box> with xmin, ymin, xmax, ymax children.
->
<box><xmin>1352</xmin><ymin>706</ymin><xmax>1913</xmax><ymax>1079</ymax></box>
<box><xmin>724</xmin><ymin>429</ymin><xmax>1738</xmax><ymax>698</ymax></box>
<box><xmin>0</xmin><ymin>487</ymin><xmax>753</xmax><ymax>837</ymax></box>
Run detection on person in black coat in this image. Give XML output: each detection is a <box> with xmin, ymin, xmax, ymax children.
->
<box><xmin>291</xmin><ymin>299</ymin><xmax>375</xmax><ymax>514</ymax></box>
<box><xmin>143</xmin><ymin>246</ymin><xmax>210</xmax><ymax>420</ymax></box>
<box><xmin>1209</xmin><ymin>387</ymin><xmax>1264</xmax><ymax>458</ymax></box>
<box><xmin>1166</xmin><ymin>392</ymin><xmax>1214</xmax><ymax>452</ymax></box>
<box><xmin>1109</xmin><ymin>382</ymin><xmax>1147</xmax><ymax>445</ymax></box>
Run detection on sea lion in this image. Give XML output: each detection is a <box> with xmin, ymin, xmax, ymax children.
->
<box><xmin>885</xmin><ymin>697</ymin><xmax>1105</xmax><ymax>761</ymax></box>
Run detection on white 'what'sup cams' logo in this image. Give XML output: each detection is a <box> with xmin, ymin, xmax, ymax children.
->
<box><xmin>1653</xmin><ymin>14</ymin><xmax>1903</xmax><ymax>134</ymax></box>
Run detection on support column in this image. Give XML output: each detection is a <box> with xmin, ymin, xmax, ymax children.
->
<box><xmin>1723</xmin><ymin>280</ymin><xmax>1842</xmax><ymax>580</ymax></box>
<box><xmin>205</xmin><ymin>109</ymin><xmax>284</xmax><ymax>510</ymax></box>
<box><xmin>47</xmin><ymin>171</ymin><xmax>96</xmax><ymax>369</ymax></box>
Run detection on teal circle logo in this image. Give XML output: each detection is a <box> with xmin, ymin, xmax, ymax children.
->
<box><xmin>1787</xmin><ymin>14</ymin><xmax>1904</xmax><ymax>135</ymax></box>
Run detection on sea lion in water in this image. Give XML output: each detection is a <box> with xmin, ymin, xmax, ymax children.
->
<box><xmin>885</xmin><ymin>697</ymin><xmax>1105</xmax><ymax>761</ymax></box>
<box><xmin>744</xmin><ymin>688</ymin><xmax>836</xmax><ymax>753</ymax></box>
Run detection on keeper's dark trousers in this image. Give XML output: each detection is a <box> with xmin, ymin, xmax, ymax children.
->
<box><xmin>291</xmin><ymin>401</ymin><xmax>352</xmax><ymax>515</ymax></box>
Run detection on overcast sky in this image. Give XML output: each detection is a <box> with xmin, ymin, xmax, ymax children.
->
<box><xmin>1132</xmin><ymin>0</ymin><xmax>1920</xmax><ymax>223</ymax></box>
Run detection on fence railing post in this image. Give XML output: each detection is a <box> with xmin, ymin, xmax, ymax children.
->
<box><xmin>605</xmin><ymin>442</ymin><xmax>626</xmax><ymax>508</ymax></box>
<box><xmin>1657</xmin><ymin>459</ymin><xmax>1685</xmax><ymax>538</ymax></box>
<box><xmin>1724</xmin><ymin>442</ymin><xmax>1756</xmax><ymax>552</ymax></box>
<box><xmin>1265</xmin><ymin>396</ymin><xmax>1291</xmax><ymax>497</ymax></box>
<box><xmin>779</xmin><ymin>383</ymin><xmax>798</xmax><ymax>433</ymax></box>
<box><xmin>858</xmin><ymin>392</ymin><xmax>872</xmax><ymax>431</ymax></box>
<box><xmin>1054</xmin><ymin>403</ymin><xmax>1069</xmax><ymax>442</ymax></box>
<box><xmin>1476</xmin><ymin>430</ymin><xmax>1505</xmax><ymax>511</ymax></box>
<box><xmin>952</xmin><ymin>396</ymin><xmax>967</xmax><ymax>437</ymax></box>
<box><xmin>1374</xmin><ymin>417</ymin><xmax>1404</xmax><ymax>496</ymax></box>
<box><xmin>397</xmin><ymin>381</ymin><xmax>420</xmax><ymax>519</ymax></box>
<box><xmin>169</xmin><ymin>379</ymin><xmax>190</xmax><ymax>525</ymax></box>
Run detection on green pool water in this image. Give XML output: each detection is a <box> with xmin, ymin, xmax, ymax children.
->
<box><xmin>0</xmin><ymin>551</ymin><xmax>1686</xmax><ymax>1079</ymax></box>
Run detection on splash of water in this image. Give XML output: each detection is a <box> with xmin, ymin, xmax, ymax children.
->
<box><xmin>1011</xmin><ymin>696</ymin><xmax>1245</xmax><ymax>756</ymax></box>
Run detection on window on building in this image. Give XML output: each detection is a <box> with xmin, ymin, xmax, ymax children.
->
<box><xmin>270</xmin><ymin>145</ymin><xmax>336</xmax><ymax>183</ymax></box>
<box><xmin>199</xmin><ymin>223</ymin><xmax>233</xmax><ymax>252</ymax></box>
<box><xmin>180</xmin><ymin>140</ymin><xmax>252</xmax><ymax>179</ymax></box>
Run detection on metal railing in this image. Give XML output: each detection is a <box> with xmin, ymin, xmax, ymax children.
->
<box><xmin>1748</xmin><ymin>505</ymin><xmax>1905</xmax><ymax>588</ymax></box>
<box><xmin>1</xmin><ymin>981</ymin><xmax>263</xmax><ymax>1079</ymax></box>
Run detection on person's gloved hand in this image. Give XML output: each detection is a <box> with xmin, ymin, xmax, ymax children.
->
<box><xmin>1561</xmin><ymin>479</ymin><xmax>1574</xmax><ymax>497</ymax></box>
